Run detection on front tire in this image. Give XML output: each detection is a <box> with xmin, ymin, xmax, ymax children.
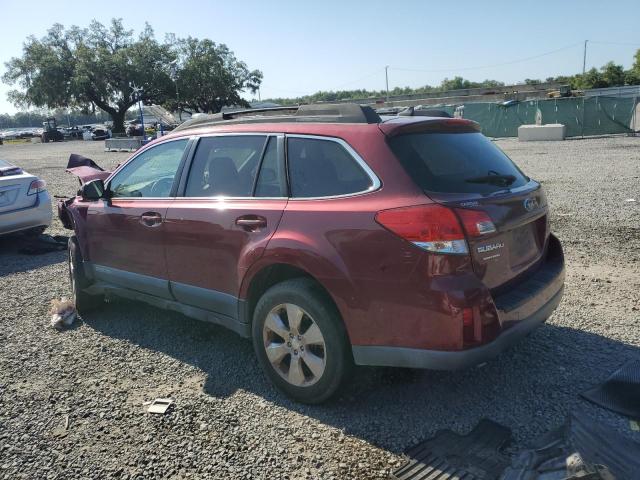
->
<box><xmin>252</xmin><ymin>278</ymin><xmax>352</xmax><ymax>404</ymax></box>
<box><xmin>68</xmin><ymin>236</ymin><xmax>103</xmax><ymax>313</ymax></box>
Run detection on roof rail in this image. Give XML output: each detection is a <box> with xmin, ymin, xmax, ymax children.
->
<box><xmin>174</xmin><ymin>103</ymin><xmax>381</xmax><ymax>131</ymax></box>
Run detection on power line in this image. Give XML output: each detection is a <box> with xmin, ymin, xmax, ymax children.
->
<box><xmin>589</xmin><ymin>41</ymin><xmax>640</xmax><ymax>46</ymax></box>
<box><xmin>391</xmin><ymin>42</ymin><xmax>584</xmax><ymax>73</ymax></box>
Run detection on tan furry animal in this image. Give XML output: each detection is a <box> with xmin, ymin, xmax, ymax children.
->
<box><xmin>50</xmin><ymin>298</ymin><xmax>77</xmax><ymax>330</ymax></box>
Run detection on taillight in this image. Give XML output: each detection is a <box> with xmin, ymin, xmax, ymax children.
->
<box><xmin>455</xmin><ymin>208</ymin><xmax>496</xmax><ymax>237</ymax></box>
<box><xmin>375</xmin><ymin>204</ymin><xmax>469</xmax><ymax>255</ymax></box>
<box><xmin>27</xmin><ymin>179</ymin><xmax>46</xmax><ymax>195</ymax></box>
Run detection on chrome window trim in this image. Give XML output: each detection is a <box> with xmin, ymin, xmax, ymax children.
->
<box><xmin>105</xmin><ymin>136</ymin><xmax>193</xmax><ymax>200</ymax></box>
<box><xmin>285</xmin><ymin>134</ymin><xmax>381</xmax><ymax>201</ymax></box>
<box><xmin>104</xmin><ymin>133</ymin><xmax>381</xmax><ymax>202</ymax></box>
<box><xmin>178</xmin><ymin>132</ymin><xmax>287</xmax><ymax>200</ymax></box>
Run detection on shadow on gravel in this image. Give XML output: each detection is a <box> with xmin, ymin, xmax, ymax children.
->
<box><xmin>0</xmin><ymin>235</ymin><xmax>67</xmax><ymax>276</ymax></box>
<box><xmin>83</xmin><ymin>299</ymin><xmax>640</xmax><ymax>453</ymax></box>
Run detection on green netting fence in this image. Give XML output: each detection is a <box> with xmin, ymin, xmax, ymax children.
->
<box><xmin>429</xmin><ymin>96</ymin><xmax>639</xmax><ymax>138</ymax></box>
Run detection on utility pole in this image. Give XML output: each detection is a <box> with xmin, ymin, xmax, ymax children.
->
<box><xmin>582</xmin><ymin>40</ymin><xmax>588</xmax><ymax>75</ymax></box>
<box><xmin>385</xmin><ymin>66</ymin><xmax>390</xmax><ymax>102</ymax></box>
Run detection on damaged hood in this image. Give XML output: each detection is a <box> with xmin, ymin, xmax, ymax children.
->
<box><xmin>65</xmin><ymin>154</ymin><xmax>111</xmax><ymax>184</ymax></box>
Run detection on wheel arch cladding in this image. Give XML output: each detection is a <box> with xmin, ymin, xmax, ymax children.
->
<box><xmin>240</xmin><ymin>262</ymin><xmax>352</xmax><ymax>343</ymax></box>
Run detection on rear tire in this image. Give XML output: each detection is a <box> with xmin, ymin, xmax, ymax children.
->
<box><xmin>252</xmin><ymin>278</ymin><xmax>352</xmax><ymax>404</ymax></box>
<box><xmin>68</xmin><ymin>236</ymin><xmax>103</xmax><ymax>313</ymax></box>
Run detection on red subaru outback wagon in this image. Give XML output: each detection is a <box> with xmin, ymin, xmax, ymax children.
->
<box><xmin>59</xmin><ymin>104</ymin><xmax>565</xmax><ymax>403</ymax></box>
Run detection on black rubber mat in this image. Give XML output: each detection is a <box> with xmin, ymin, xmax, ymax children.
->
<box><xmin>392</xmin><ymin>419</ymin><xmax>511</xmax><ymax>480</ymax></box>
<box><xmin>581</xmin><ymin>360</ymin><xmax>640</xmax><ymax>418</ymax></box>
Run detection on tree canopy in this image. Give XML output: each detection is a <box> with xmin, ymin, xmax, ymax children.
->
<box><xmin>170</xmin><ymin>37</ymin><xmax>262</xmax><ymax>114</ymax></box>
<box><xmin>3</xmin><ymin>19</ymin><xmax>263</xmax><ymax>131</ymax></box>
<box><xmin>3</xmin><ymin>19</ymin><xmax>177</xmax><ymax>132</ymax></box>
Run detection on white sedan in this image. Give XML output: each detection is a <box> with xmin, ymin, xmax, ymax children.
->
<box><xmin>0</xmin><ymin>159</ymin><xmax>51</xmax><ymax>236</ymax></box>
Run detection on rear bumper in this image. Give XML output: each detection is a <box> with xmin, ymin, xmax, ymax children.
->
<box><xmin>352</xmin><ymin>234</ymin><xmax>565</xmax><ymax>370</ymax></box>
<box><xmin>0</xmin><ymin>192</ymin><xmax>52</xmax><ymax>235</ymax></box>
<box><xmin>353</xmin><ymin>285</ymin><xmax>562</xmax><ymax>369</ymax></box>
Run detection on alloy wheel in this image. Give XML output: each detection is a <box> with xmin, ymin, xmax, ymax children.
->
<box><xmin>262</xmin><ymin>303</ymin><xmax>327</xmax><ymax>387</ymax></box>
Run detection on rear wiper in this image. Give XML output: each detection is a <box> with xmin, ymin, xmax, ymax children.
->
<box><xmin>465</xmin><ymin>174</ymin><xmax>516</xmax><ymax>187</ymax></box>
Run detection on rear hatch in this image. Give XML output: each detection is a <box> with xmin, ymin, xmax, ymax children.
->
<box><xmin>385</xmin><ymin>120</ymin><xmax>549</xmax><ymax>290</ymax></box>
<box><xmin>0</xmin><ymin>159</ymin><xmax>38</xmax><ymax>213</ymax></box>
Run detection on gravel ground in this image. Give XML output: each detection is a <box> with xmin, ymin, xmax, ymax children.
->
<box><xmin>0</xmin><ymin>137</ymin><xmax>639</xmax><ymax>479</ymax></box>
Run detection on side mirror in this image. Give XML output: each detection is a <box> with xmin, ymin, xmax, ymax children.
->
<box><xmin>80</xmin><ymin>179</ymin><xmax>105</xmax><ymax>201</ymax></box>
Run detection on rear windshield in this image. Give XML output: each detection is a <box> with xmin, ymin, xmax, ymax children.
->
<box><xmin>388</xmin><ymin>132</ymin><xmax>529</xmax><ymax>194</ymax></box>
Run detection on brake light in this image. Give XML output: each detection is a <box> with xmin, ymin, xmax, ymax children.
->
<box><xmin>27</xmin><ymin>179</ymin><xmax>47</xmax><ymax>196</ymax></box>
<box><xmin>455</xmin><ymin>209</ymin><xmax>496</xmax><ymax>237</ymax></box>
<box><xmin>375</xmin><ymin>204</ymin><xmax>469</xmax><ymax>255</ymax></box>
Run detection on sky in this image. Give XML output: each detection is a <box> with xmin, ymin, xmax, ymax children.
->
<box><xmin>1</xmin><ymin>0</ymin><xmax>639</xmax><ymax>114</ymax></box>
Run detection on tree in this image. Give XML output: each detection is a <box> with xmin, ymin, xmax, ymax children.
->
<box><xmin>3</xmin><ymin>19</ymin><xmax>176</xmax><ymax>132</ymax></box>
<box><xmin>171</xmin><ymin>38</ymin><xmax>262</xmax><ymax>114</ymax></box>
<box><xmin>600</xmin><ymin>62</ymin><xmax>625</xmax><ymax>87</ymax></box>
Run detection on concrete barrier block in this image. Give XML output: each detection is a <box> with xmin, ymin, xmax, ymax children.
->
<box><xmin>518</xmin><ymin>124</ymin><xmax>566</xmax><ymax>141</ymax></box>
<box><xmin>105</xmin><ymin>138</ymin><xmax>143</xmax><ymax>152</ymax></box>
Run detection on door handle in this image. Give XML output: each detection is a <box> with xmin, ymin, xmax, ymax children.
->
<box><xmin>236</xmin><ymin>215</ymin><xmax>267</xmax><ymax>231</ymax></box>
<box><xmin>140</xmin><ymin>211</ymin><xmax>163</xmax><ymax>227</ymax></box>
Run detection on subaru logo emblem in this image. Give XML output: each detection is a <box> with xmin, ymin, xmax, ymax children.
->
<box><xmin>524</xmin><ymin>197</ymin><xmax>538</xmax><ymax>212</ymax></box>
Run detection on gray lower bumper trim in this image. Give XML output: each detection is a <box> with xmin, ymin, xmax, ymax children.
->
<box><xmin>352</xmin><ymin>286</ymin><xmax>564</xmax><ymax>370</ymax></box>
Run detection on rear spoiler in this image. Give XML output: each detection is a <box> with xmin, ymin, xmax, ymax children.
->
<box><xmin>65</xmin><ymin>154</ymin><xmax>111</xmax><ymax>184</ymax></box>
<box><xmin>379</xmin><ymin>118</ymin><xmax>480</xmax><ymax>137</ymax></box>
<box><xmin>0</xmin><ymin>166</ymin><xmax>23</xmax><ymax>177</ymax></box>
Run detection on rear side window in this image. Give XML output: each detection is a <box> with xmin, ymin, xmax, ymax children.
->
<box><xmin>287</xmin><ymin>137</ymin><xmax>373</xmax><ymax>198</ymax></box>
<box><xmin>388</xmin><ymin>132</ymin><xmax>529</xmax><ymax>194</ymax></box>
<box><xmin>185</xmin><ymin>135</ymin><xmax>266</xmax><ymax>197</ymax></box>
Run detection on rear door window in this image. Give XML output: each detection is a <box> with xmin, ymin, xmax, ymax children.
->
<box><xmin>185</xmin><ymin>135</ymin><xmax>267</xmax><ymax>197</ymax></box>
<box><xmin>388</xmin><ymin>132</ymin><xmax>529</xmax><ymax>194</ymax></box>
<box><xmin>287</xmin><ymin>137</ymin><xmax>373</xmax><ymax>198</ymax></box>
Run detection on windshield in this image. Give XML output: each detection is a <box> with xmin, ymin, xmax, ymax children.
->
<box><xmin>388</xmin><ymin>132</ymin><xmax>529</xmax><ymax>194</ymax></box>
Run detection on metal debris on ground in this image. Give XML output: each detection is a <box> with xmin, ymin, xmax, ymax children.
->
<box><xmin>147</xmin><ymin>398</ymin><xmax>174</xmax><ymax>414</ymax></box>
<box><xmin>49</xmin><ymin>298</ymin><xmax>77</xmax><ymax>330</ymax></box>
<box><xmin>581</xmin><ymin>360</ymin><xmax>640</xmax><ymax>419</ymax></box>
<box><xmin>392</xmin><ymin>419</ymin><xmax>511</xmax><ymax>480</ymax></box>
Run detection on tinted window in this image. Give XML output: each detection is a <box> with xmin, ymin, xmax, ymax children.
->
<box><xmin>255</xmin><ymin>137</ymin><xmax>286</xmax><ymax>197</ymax></box>
<box><xmin>109</xmin><ymin>139</ymin><xmax>187</xmax><ymax>198</ymax></box>
<box><xmin>287</xmin><ymin>137</ymin><xmax>372</xmax><ymax>198</ymax></box>
<box><xmin>185</xmin><ymin>136</ymin><xmax>266</xmax><ymax>197</ymax></box>
<box><xmin>388</xmin><ymin>132</ymin><xmax>529</xmax><ymax>194</ymax></box>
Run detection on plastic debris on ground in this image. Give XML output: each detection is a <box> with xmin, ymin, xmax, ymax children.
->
<box><xmin>147</xmin><ymin>398</ymin><xmax>174</xmax><ymax>415</ymax></box>
<box><xmin>49</xmin><ymin>298</ymin><xmax>77</xmax><ymax>330</ymax></box>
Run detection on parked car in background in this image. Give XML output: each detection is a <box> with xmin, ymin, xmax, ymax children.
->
<box><xmin>59</xmin><ymin>104</ymin><xmax>565</xmax><ymax>404</ymax></box>
<box><xmin>0</xmin><ymin>159</ymin><xmax>51</xmax><ymax>236</ymax></box>
<box><xmin>90</xmin><ymin>125</ymin><xmax>110</xmax><ymax>141</ymax></box>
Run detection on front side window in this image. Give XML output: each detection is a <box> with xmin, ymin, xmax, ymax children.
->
<box><xmin>108</xmin><ymin>139</ymin><xmax>188</xmax><ymax>198</ymax></box>
<box><xmin>185</xmin><ymin>135</ymin><xmax>267</xmax><ymax>197</ymax></box>
<box><xmin>287</xmin><ymin>137</ymin><xmax>373</xmax><ymax>198</ymax></box>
